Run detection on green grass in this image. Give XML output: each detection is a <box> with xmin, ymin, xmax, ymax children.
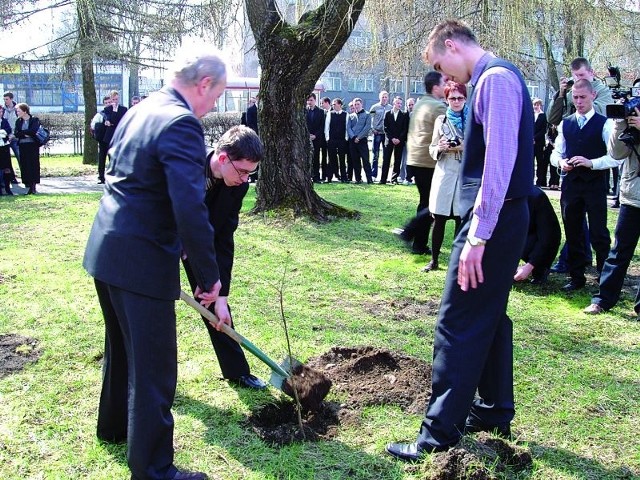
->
<box><xmin>37</xmin><ymin>154</ymin><xmax>96</xmax><ymax>177</ymax></box>
<box><xmin>0</xmin><ymin>179</ymin><xmax>639</xmax><ymax>479</ymax></box>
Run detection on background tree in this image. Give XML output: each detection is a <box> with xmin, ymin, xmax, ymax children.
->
<box><xmin>246</xmin><ymin>0</ymin><xmax>366</xmax><ymax>220</ymax></box>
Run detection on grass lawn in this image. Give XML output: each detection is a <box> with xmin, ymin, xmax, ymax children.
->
<box><xmin>0</xmin><ymin>171</ymin><xmax>639</xmax><ymax>479</ymax></box>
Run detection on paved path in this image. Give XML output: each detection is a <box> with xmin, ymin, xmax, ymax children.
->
<box><xmin>9</xmin><ymin>175</ymin><xmax>105</xmax><ymax>195</ymax></box>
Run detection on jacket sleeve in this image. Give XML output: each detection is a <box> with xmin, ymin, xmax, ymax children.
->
<box><xmin>159</xmin><ymin>115</ymin><xmax>220</xmax><ymax>292</ymax></box>
<box><xmin>547</xmin><ymin>93</ymin><xmax>565</xmax><ymax>126</ymax></box>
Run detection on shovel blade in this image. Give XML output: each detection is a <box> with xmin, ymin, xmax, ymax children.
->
<box><xmin>270</xmin><ymin>356</ymin><xmax>302</xmax><ymax>390</ymax></box>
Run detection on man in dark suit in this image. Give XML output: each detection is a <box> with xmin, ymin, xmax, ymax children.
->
<box><xmin>183</xmin><ymin>125</ymin><xmax>266</xmax><ymax>389</ymax></box>
<box><xmin>83</xmin><ymin>52</ymin><xmax>228</xmax><ymax>480</ymax></box>
<box><xmin>387</xmin><ymin>19</ymin><xmax>534</xmax><ymax>460</ymax></box>
<box><xmin>97</xmin><ymin>90</ymin><xmax>128</xmax><ymax>184</ymax></box>
<box><xmin>380</xmin><ymin>96</ymin><xmax>409</xmax><ymax>184</ymax></box>
<box><xmin>241</xmin><ymin>96</ymin><xmax>259</xmax><ymax>134</ymax></box>
<box><xmin>550</xmin><ymin>79</ymin><xmax>623</xmax><ymax>291</ymax></box>
<box><xmin>306</xmin><ymin>93</ymin><xmax>326</xmax><ymax>183</ymax></box>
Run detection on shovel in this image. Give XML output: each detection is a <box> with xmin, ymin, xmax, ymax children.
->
<box><xmin>179</xmin><ymin>290</ymin><xmax>290</xmax><ymax>390</ymax></box>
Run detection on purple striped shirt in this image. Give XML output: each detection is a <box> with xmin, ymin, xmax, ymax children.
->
<box><xmin>468</xmin><ymin>53</ymin><xmax>523</xmax><ymax>240</ymax></box>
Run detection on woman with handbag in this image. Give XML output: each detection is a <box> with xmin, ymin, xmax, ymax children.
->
<box><xmin>422</xmin><ymin>82</ymin><xmax>468</xmax><ymax>272</ymax></box>
<box><xmin>13</xmin><ymin>103</ymin><xmax>41</xmax><ymax>195</ymax></box>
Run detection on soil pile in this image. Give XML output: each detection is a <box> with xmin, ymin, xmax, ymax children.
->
<box><xmin>430</xmin><ymin>433</ymin><xmax>532</xmax><ymax>479</ymax></box>
<box><xmin>0</xmin><ymin>334</ymin><xmax>40</xmax><ymax>378</ymax></box>
<box><xmin>248</xmin><ymin>346</ymin><xmax>432</xmax><ymax>445</ymax></box>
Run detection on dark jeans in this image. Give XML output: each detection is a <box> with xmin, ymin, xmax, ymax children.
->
<box><xmin>372</xmin><ymin>132</ymin><xmax>385</xmax><ymax>177</ymax></box>
<box><xmin>405</xmin><ymin>165</ymin><xmax>435</xmax><ymax>251</ymax></box>
<box><xmin>556</xmin><ymin>218</ymin><xmax>592</xmax><ymax>267</ymax></box>
<box><xmin>349</xmin><ymin>138</ymin><xmax>372</xmax><ymax>182</ymax></box>
<box><xmin>592</xmin><ymin>204</ymin><xmax>640</xmax><ymax>313</ymax></box>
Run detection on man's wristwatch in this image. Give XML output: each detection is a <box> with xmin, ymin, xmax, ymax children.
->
<box><xmin>466</xmin><ymin>235</ymin><xmax>487</xmax><ymax>247</ymax></box>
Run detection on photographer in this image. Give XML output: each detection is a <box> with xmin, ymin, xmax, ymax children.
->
<box><xmin>422</xmin><ymin>82</ymin><xmax>467</xmax><ymax>272</ymax></box>
<box><xmin>584</xmin><ymin>106</ymin><xmax>640</xmax><ymax>319</ymax></box>
<box><xmin>550</xmin><ymin>79</ymin><xmax>623</xmax><ymax>292</ymax></box>
<box><xmin>547</xmin><ymin>57</ymin><xmax>613</xmax><ymax>126</ymax></box>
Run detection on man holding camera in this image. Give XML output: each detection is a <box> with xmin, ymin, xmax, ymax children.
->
<box><xmin>583</xmin><ymin>105</ymin><xmax>640</xmax><ymax>319</ymax></box>
<box><xmin>550</xmin><ymin>79</ymin><xmax>623</xmax><ymax>291</ymax></box>
<box><xmin>547</xmin><ymin>57</ymin><xmax>613</xmax><ymax>126</ymax></box>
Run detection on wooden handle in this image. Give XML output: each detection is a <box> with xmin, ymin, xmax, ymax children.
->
<box><xmin>179</xmin><ymin>290</ymin><xmax>244</xmax><ymax>344</ymax></box>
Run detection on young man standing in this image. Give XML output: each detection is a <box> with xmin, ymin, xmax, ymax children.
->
<box><xmin>369</xmin><ymin>90</ymin><xmax>391</xmax><ymax>178</ymax></box>
<box><xmin>386</xmin><ymin>19</ymin><xmax>534</xmax><ymax>460</ymax></box>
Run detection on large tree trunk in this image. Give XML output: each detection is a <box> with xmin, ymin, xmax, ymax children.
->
<box><xmin>246</xmin><ymin>0</ymin><xmax>365</xmax><ymax>221</ymax></box>
<box><xmin>78</xmin><ymin>0</ymin><xmax>99</xmax><ymax>165</ymax></box>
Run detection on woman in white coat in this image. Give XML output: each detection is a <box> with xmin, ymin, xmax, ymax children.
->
<box><xmin>423</xmin><ymin>82</ymin><xmax>468</xmax><ymax>272</ymax></box>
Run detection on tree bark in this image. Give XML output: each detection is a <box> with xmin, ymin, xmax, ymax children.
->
<box><xmin>77</xmin><ymin>0</ymin><xmax>99</xmax><ymax>165</ymax></box>
<box><xmin>245</xmin><ymin>0</ymin><xmax>365</xmax><ymax>221</ymax></box>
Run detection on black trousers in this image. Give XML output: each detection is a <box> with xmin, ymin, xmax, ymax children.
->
<box><xmin>417</xmin><ymin>197</ymin><xmax>528</xmax><ymax>449</ymax></box>
<box><xmin>327</xmin><ymin>138</ymin><xmax>348</xmax><ymax>181</ymax></box>
<box><xmin>404</xmin><ymin>165</ymin><xmax>435</xmax><ymax>250</ymax></box>
<box><xmin>561</xmin><ymin>177</ymin><xmax>610</xmax><ymax>284</ymax></box>
<box><xmin>380</xmin><ymin>141</ymin><xmax>405</xmax><ymax>183</ymax></box>
<box><xmin>312</xmin><ymin>138</ymin><xmax>322</xmax><ymax>182</ymax></box>
<box><xmin>94</xmin><ymin>279</ymin><xmax>179</xmax><ymax>480</ymax></box>
<box><xmin>98</xmin><ymin>141</ymin><xmax>109</xmax><ymax>181</ymax></box>
<box><xmin>182</xmin><ymin>259</ymin><xmax>250</xmax><ymax>379</ymax></box>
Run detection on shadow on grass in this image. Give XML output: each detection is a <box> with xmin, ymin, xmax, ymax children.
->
<box><xmin>176</xmin><ymin>392</ymin><xmax>406</xmax><ymax>480</ymax></box>
<box><xmin>529</xmin><ymin>442</ymin><xmax>638</xmax><ymax>479</ymax></box>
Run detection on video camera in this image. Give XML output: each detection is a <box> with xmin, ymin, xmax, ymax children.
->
<box><xmin>604</xmin><ymin>65</ymin><xmax>640</xmax><ymax>119</ymax></box>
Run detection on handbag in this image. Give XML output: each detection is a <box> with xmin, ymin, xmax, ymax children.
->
<box><xmin>35</xmin><ymin>124</ymin><xmax>50</xmax><ymax>146</ymax></box>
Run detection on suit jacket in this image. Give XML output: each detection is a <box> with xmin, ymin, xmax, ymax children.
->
<box><xmin>534</xmin><ymin>112</ymin><xmax>547</xmax><ymax>146</ymax></box>
<box><xmin>201</xmin><ymin>164</ymin><xmax>249</xmax><ymax>296</ymax></box>
<box><xmin>306</xmin><ymin>107</ymin><xmax>325</xmax><ymax>141</ymax></box>
<box><xmin>245</xmin><ymin>104</ymin><xmax>258</xmax><ymax>133</ymax></box>
<box><xmin>383</xmin><ymin>109</ymin><xmax>409</xmax><ymax>144</ymax></box>
<box><xmin>102</xmin><ymin>104</ymin><xmax>128</xmax><ymax>145</ymax></box>
<box><xmin>406</xmin><ymin>94</ymin><xmax>446</xmax><ymax>168</ymax></box>
<box><xmin>83</xmin><ymin>87</ymin><xmax>219</xmax><ymax>300</ymax></box>
<box><xmin>524</xmin><ymin>187</ymin><xmax>561</xmax><ymax>269</ymax></box>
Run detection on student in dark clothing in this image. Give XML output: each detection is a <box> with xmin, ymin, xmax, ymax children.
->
<box><xmin>513</xmin><ymin>187</ymin><xmax>561</xmax><ymax>284</ymax></box>
<box><xmin>182</xmin><ymin>125</ymin><xmax>266</xmax><ymax>389</ymax></box>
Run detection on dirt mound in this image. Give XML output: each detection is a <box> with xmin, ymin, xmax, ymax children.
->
<box><xmin>0</xmin><ymin>334</ymin><xmax>40</xmax><ymax>378</ymax></box>
<box><xmin>248</xmin><ymin>346</ymin><xmax>432</xmax><ymax>445</ymax></box>
<box><xmin>307</xmin><ymin>346</ymin><xmax>432</xmax><ymax>414</ymax></box>
<box><xmin>430</xmin><ymin>433</ymin><xmax>532</xmax><ymax>480</ymax></box>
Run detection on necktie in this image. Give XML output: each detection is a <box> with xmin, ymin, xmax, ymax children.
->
<box><xmin>578</xmin><ymin>115</ymin><xmax>586</xmax><ymax>128</ymax></box>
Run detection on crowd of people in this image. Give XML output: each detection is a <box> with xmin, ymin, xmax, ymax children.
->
<box><xmin>0</xmin><ymin>92</ymin><xmax>43</xmax><ymax>195</ymax></box>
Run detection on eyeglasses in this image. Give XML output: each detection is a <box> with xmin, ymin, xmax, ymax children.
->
<box><xmin>448</xmin><ymin>96</ymin><xmax>465</xmax><ymax>102</ymax></box>
<box><xmin>229</xmin><ymin>159</ymin><xmax>258</xmax><ymax>179</ymax></box>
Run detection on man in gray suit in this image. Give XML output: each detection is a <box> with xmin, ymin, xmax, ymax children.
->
<box><xmin>83</xmin><ymin>51</ymin><xmax>227</xmax><ymax>480</ymax></box>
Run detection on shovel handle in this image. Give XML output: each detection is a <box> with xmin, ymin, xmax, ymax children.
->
<box><xmin>179</xmin><ymin>290</ymin><xmax>244</xmax><ymax>345</ymax></box>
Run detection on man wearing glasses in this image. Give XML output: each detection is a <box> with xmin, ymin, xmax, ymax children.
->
<box><xmin>182</xmin><ymin>125</ymin><xmax>267</xmax><ymax>390</ymax></box>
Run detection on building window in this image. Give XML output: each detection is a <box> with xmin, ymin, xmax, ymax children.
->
<box><xmin>348</xmin><ymin>76</ymin><xmax>374</xmax><ymax>92</ymax></box>
<box><xmin>349</xmin><ymin>30</ymin><xmax>372</xmax><ymax>49</ymax></box>
<box><xmin>321</xmin><ymin>72</ymin><xmax>342</xmax><ymax>91</ymax></box>
<box><xmin>411</xmin><ymin>79</ymin><xmax>423</xmax><ymax>94</ymax></box>
<box><xmin>388</xmin><ymin>79</ymin><xmax>403</xmax><ymax>94</ymax></box>
<box><xmin>528</xmin><ymin>84</ymin><xmax>539</xmax><ymax>99</ymax></box>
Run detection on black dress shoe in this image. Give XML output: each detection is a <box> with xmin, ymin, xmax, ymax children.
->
<box><xmin>411</xmin><ymin>246</ymin><xmax>432</xmax><ymax>255</ymax></box>
<box><xmin>386</xmin><ymin>442</ymin><xmax>443</xmax><ymax>461</ymax></box>
<box><xmin>229</xmin><ymin>374</ymin><xmax>267</xmax><ymax>390</ymax></box>
<box><xmin>561</xmin><ymin>281</ymin><xmax>585</xmax><ymax>292</ymax></box>
<box><xmin>172</xmin><ymin>471</ymin><xmax>208</xmax><ymax>480</ymax></box>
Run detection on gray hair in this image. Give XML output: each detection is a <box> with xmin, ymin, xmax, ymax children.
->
<box><xmin>172</xmin><ymin>53</ymin><xmax>226</xmax><ymax>88</ymax></box>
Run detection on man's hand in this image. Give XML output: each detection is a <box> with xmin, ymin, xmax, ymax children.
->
<box><xmin>212</xmin><ymin>297</ymin><xmax>231</xmax><ymax>332</ymax></box>
<box><xmin>514</xmin><ymin>263</ymin><xmax>534</xmax><ymax>281</ymax></box>
<box><xmin>559</xmin><ymin>77</ymin><xmax>569</xmax><ymax>97</ymax></box>
<box><xmin>392</xmin><ymin>138</ymin><xmax>400</xmax><ymax>145</ymax></box>
<box><xmin>458</xmin><ymin>243</ymin><xmax>485</xmax><ymax>291</ymax></box>
<box><xmin>567</xmin><ymin>155</ymin><xmax>592</xmax><ymax>169</ymax></box>
<box><xmin>560</xmin><ymin>158</ymin><xmax>575</xmax><ymax>172</ymax></box>
<box><xmin>195</xmin><ymin>280</ymin><xmax>221</xmax><ymax>309</ymax></box>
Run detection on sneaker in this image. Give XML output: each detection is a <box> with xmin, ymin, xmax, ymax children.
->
<box><xmin>550</xmin><ymin>262</ymin><xmax>568</xmax><ymax>274</ymax></box>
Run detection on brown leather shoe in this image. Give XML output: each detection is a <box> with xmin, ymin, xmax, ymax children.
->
<box><xmin>583</xmin><ymin>303</ymin><xmax>604</xmax><ymax>315</ymax></box>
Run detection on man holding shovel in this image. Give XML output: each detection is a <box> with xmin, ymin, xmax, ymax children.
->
<box><xmin>84</xmin><ymin>50</ymin><xmax>226</xmax><ymax>480</ymax></box>
<box><xmin>182</xmin><ymin>125</ymin><xmax>267</xmax><ymax>389</ymax></box>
